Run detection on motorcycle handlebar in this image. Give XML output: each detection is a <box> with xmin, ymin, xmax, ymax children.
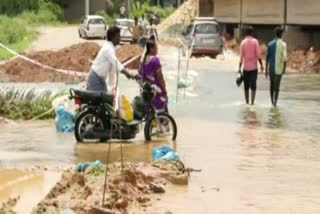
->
<box><xmin>136</xmin><ymin>78</ymin><xmax>158</xmax><ymax>93</ymax></box>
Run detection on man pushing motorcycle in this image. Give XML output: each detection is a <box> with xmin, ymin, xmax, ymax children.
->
<box><xmin>70</xmin><ymin>26</ymin><xmax>178</xmax><ymax>142</ymax></box>
<box><xmin>86</xmin><ymin>26</ymin><xmax>139</xmax><ymax>92</ymax></box>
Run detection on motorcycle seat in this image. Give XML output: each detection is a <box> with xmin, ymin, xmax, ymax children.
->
<box><xmin>72</xmin><ymin>89</ymin><xmax>114</xmax><ymax>105</ymax></box>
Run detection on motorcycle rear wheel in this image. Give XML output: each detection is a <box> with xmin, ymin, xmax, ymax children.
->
<box><xmin>75</xmin><ymin>111</ymin><xmax>105</xmax><ymax>143</ymax></box>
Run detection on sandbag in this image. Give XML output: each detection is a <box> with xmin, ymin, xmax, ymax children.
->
<box><xmin>152</xmin><ymin>145</ymin><xmax>180</xmax><ymax>161</ymax></box>
<box><xmin>76</xmin><ymin>160</ymin><xmax>103</xmax><ymax>172</ymax></box>
<box><xmin>55</xmin><ymin>105</ymin><xmax>75</xmax><ymax>133</ymax></box>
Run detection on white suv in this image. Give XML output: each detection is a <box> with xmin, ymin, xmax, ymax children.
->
<box><xmin>79</xmin><ymin>15</ymin><xmax>107</xmax><ymax>39</ymax></box>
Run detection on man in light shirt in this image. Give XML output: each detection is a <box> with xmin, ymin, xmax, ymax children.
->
<box><xmin>265</xmin><ymin>27</ymin><xmax>287</xmax><ymax>107</ymax></box>
<box><xmin>87</xmin><ymin>26</ymin><xmax>137</xmax><ymax>92</ymax></box>
<box><xmin>239</xmin><ymin>26</ymin><xmax>264</xmax><ymax>105</ymax></box>
<box><xmin>147</xmin><ymin>18</ymin><xmax>159</xmax><ymax>41</ymax></box>
<box><xmin>130</xmin><ymin>17</ymin><xmax>143</xmax><ymax>44</ymax></box>
<box><xmin>139</xmin><ymin>14</ymin><xmax>149</xmax><ymax>37</ymax></box>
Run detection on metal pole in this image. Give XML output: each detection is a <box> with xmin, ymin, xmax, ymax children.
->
<box><xmin>240</xmin><ymin>0</ymin><xmax>243</xmax><ymax>38</ymax></box>
<box><xmin>85</xmin><ymin>0</ymin><xmax>89</xmax><ymax>16</ymax></box>
<box><xmin>127</xmin><ymin>0</ymin><xmax>130</xmax><ymax>18</ymax></box>
<box><xmin>184</xmin><ymin>37</ymin><xmax>195</xmax><ymax>98</ymax></box>
<box><xmin>284</xmin><ymin>0</ymin><xmax>287</xmax><ymax>27</ymax></box>
<box><xmin>102</xmin><ymin>59</ymin><xmax>121</xmax><ymax>206</ymax></box>
<box><xmin>176</xmin><ymin>47</ymin><xmax>181</xmax><ymax>103</ymax></box>
<box><xmin>197</xmin><ymin>0</ymin><xmax>199</xmax><ymax>17</ymax></box>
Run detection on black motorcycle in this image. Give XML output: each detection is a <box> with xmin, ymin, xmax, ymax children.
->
<box><xmin>69</xmin><ymin>82</ymin><xmax>177</xmax><ymax>143</ymax></box>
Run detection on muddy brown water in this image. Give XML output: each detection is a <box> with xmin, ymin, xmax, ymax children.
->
<box><xmin>1</xmin><ymin>65</ymin><xmax>320</xmax><ymax>213</ymax></box>
<box><xmin>0</xmin><ymin>169</ymin><xmax>60</xmax><ymax>213</ymax></box>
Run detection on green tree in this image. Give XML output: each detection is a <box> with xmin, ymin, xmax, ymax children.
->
<box><xmin>0</xmin><ymin>0</ymin><xmax>40</xmax><ymax>15</ymax></box>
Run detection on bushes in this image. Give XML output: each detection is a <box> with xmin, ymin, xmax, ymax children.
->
<box><xmin>0</xmin><ymin>0</ymin><xmax>64</xmax><ymax>19</ymax></box>
<box><xmin>96</xmin><ymin>10</ymin><xmax>116</xmax><ymax>25</ymax></box>
<box><xmin>0</xmin><ymin>16</ymin><xmax>27</xmax><ymax>44</ymax></box>
<box><xmin>0</xmin><ymin>15</ymin><xmax>37</xmax><ymax>59</ymax></box>
<box><xmin>105</xmin><ymin>0</ymin><xmax>121</xmax><ymax>18</ymax></box>
<box><xmin>0</xmin><ymin>1</ymin><xmax>64</xmax><ymax>60</ymax></box>
<box><xmin>18</xmin><ymin>1</ymin><xmax>64</xmax><ymax>25</ymax></box>
<box><xmin>39</xmin><ymin>1</ymin><xmax>64</xmax><ymax>22</ymax></box>
<box><xmin>0</xmin><ymin>0</ymin><xmax>40</xmax><ymax>15</ymax></box>
<box><xmin>0</xmin><ymin>89</ymin><xmax>57</xmax><ymax>120</ymax></box>
<box><xmin>98</xmin><ymin>0</ymin><xmax>174</xmax><ymax>25</ymax></box>
<box><xmin>131</xmin><ymin>3</ymin><xmax>175</xmax><ymax>21</ymax></box>
<box><xmin>0</xmin><ymin>15</ymin><xmax>35</xmax><ymax>59</ymax></box>
<box><xmin>0</xmin><ymin>0</ymin><xmax>64</xmax><ymax>23</ymax></box>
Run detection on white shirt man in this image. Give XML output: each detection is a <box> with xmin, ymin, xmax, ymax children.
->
<box><xmin>86</xmin><ymin>26</ymin><xmax>136</xmax><ymax>92</ymax></box>
<box><xmin>91</xmin><ymin>41</ymin><xmax>124</xmax><ymax>90</ymax></box>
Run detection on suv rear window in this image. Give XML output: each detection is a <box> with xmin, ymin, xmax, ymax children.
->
<box><xmin>89</xmin><ymin>19</ymin><xmax>105</xmax><ymax>25</ymax></box>
<box><xmin>194</xmin><ymin>23</ymin><xmax>219</xmax><ymax>34</ymax></box>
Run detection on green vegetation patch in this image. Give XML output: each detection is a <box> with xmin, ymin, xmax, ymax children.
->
<box><xmin>0</xmin><ymin>89</ymin><xmax>60</xmax><ymax>120</ymax></box>
<box><xmin>0</xmin><ymin>1</ymin><xmax>65</xmax><ymax>60</ymax></box>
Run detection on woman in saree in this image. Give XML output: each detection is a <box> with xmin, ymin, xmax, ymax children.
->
<box><xmin>139</xmin><ymin>40</ymin><xmax>168</xmax><ymax>113</ymax></box>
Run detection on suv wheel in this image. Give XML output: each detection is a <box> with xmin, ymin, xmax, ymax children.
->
<box><xmin>83</xmin><ymin>31</ymin><xmax>88</xmax><ymax>39</ymax></box>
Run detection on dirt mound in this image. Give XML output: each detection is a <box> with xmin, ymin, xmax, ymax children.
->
<box><xmin>157</xmin><ymin>0</ymin><xmax>197</xmax><ymax>36</ymax></box>
<box><xmin>287</xmin><ymin>47</ymin><xmax>320</xmax><ymax>73</ymax></box>
<box><xmin>0</xmin><ymin>43</ymin><xmax>143</xmax><ymax>83</ymax></box>
<box><xmin>158</xmin><ymin>38</ymin><xmax>184</xmax><ymax>48</ymax></box>
<box><xmin>0</xmin><ymin>42</ymin><xmax>100</xmax><ymax>82</ymax></box>
<box><xmin>32</xmin><ymin>162</ymin><xmax>188</xmax><ymax>214</ymax></box>
<box><xmin>116</xmin><ymin>44</ymin><xmax>143</xmax><ymax>70</ymax></box>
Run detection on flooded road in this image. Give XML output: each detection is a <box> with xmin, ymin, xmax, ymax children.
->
<box><xmin>1</xmin><ymin>47</ymin><xmax>320</xmax><ymax>213</ymax></box>
<box><xmin>0</xmin><ymin>169</ymin><xmax>60</xmax><ymax>213</ymax></box>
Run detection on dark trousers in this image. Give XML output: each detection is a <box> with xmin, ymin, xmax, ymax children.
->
<box><xmin>243</xmin><ymin>70</ymin><xmax>258</xmax><ymax>90</ymax></box>
<box><xmin>86</xmin><ymin>70</ymin><xmax>107</xmax><ymax>92</ymax></box>
<box><xmin>269</xmin><ymin>72</ymin><xmax>282</xmax><ymax>93</ymax></box>
<box><xmin>269</xmin><ymin>72</ymin><xmax>282</xmax><ymax>105</ymax></box>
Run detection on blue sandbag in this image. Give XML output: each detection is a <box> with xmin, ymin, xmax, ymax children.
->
<box><xmin>160</xmin><ymin>151</ymin><xmax>180</xmax><ymax>161</ymax></box>
<box><xmin>55</xmin><ymin>105</ymin><xmax>75</xmax><ymax>133</ymax></box>
<box><xmin>152</xmin><ymin>145</ymin><xmax>180</xmax><ymax>161</ymax></box>
<box><xmin>76</xmin><ymin>160</ymin><xmax>103</xmax><ymax>172</ymax></box>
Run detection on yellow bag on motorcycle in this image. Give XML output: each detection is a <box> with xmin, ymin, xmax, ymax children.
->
<box><xmin>119</xmin><ymin>95</ymin><xmax>133</xmax><ymax>122</ymax></box>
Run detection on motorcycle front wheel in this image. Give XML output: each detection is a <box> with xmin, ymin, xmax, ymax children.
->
<box><xmin>144</xmin><ymin>112</ymin><xmax>177</xmax><ymax>142</ymax></box>
<box><xmin>74</xmin><ymin>111</ymin><xmax>105</xmax><ymax>143</ymax></box>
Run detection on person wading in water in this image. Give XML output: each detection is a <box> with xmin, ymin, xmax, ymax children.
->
<box><xmin>239</xmin><ymin>26</ymin><xmax>264</xmax><ymax>105</ymax></box>
<box><xmin>265</xmin><ymin>27</ymin><xmax>288</xmax><ymax>107</ymax></box>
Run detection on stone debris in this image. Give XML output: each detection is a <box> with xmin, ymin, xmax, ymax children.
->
<box><xmin>0</xmin><ymin>196</ymin><xmax>20</xmax><ymax>214</ymax></box>
<box><xmin>287</xmin><ymin>47</ymin><xmax>320</xmax><ymax>73</ymax></box>
<box><xmin>31</xmin><ymin>162</ymin><xmax>188</xmax><ymax>214</ymax></box>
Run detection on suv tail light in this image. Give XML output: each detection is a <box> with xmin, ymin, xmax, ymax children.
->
<box><xmin>75</xmin><ymin>98</ymin><xmax>81</xmax><ymax>105</ymax></box>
